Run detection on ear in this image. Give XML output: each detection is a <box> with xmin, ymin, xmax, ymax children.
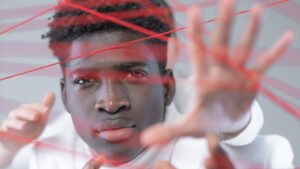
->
<box><xmin>163</xmin><ymin>69</ymin><xmax>176</xmax><ymax>106</ymax></box>
<box><xmin>60</xmin><ymin>78</ymin><xmax>68</xmax><ymax>112</ymax></box>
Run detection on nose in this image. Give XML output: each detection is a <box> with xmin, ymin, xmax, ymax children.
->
<box><xmin>95</xmin><ymin>80</ymin><xmax>130</xmax><ymax>114</ymax></box>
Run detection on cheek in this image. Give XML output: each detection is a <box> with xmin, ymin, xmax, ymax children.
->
<box><xmin>65</xmin><ymin>86</ymin><xmax>96</xmax><ymax>127</ymax></box>
<box><xmin>66</xmin><ymin>85</ymin><xmax>96</xmax><ymax>110</ymax></box>
<box><xmin>128</xmin><ymin>84</ymin><xmax>165</xmax><ymax>127</ymax></box>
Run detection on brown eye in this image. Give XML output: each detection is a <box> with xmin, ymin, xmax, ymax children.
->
<box><xmin>73</xmin><ymin>77</ymin><xmax>99</xmax><ymax>88</ymax></box>
<box><xmin>119</xmin><ymin>70</ymin><xmax>148</xmax><ymax>83</ymax></box>
<box><xmin>126</xmin><ymin>71</ymin><xmax>147</xmax><ymax>79</ymax></box>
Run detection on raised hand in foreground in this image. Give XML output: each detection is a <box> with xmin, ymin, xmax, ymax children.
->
<box><xmin>0</xmin><ymin>92</ymin><xmax>55</xmax><ymax>168</ymax></box>
<box><xmin>141</xmin><ymin>0</ymin><xmax>293</xmax><ymax>146</ymax></box>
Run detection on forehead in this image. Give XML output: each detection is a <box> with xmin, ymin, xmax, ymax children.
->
<box><xmin>67</xmin><ymin>32</ymin><xmax>164</xmax><ymax>70</ymax></box>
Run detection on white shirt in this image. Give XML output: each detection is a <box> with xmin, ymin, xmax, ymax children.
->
<box><xmin>7</xmin><ymin>102</ymin><xmax>294</xmax><ymax>169</ymax></box>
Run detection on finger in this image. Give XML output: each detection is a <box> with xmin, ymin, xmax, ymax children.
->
<box><xmin>207</xmin><ymin>134</ymin><xmax>219</xmax><ymax>154</ymax></box>
<box><xmin>207</xmin><ymin>134</ymin><xmax>235</xmax><ymax>169</ymax></box>
<box><xmin>253</xmin><ymin>31</ymin><xmax>294</xmax><ymax>74</ymax></box>
<box><xmin>2</xmin><ymin>118</ymin><xmax>27</xmax><ymax>131</ymax></box>
<box><xmin>39</xmin><ymin>92</ymin><xmax>55</xmax><ymax>123</ymax></box>
<box><xmin>17</xmin><ymin>93</ymin><xmax>55</xmax><ymax>122</ymax></box>
<box><xmin>141</xmin><ymin>122</ymin><xmax>183</xmax><ymax>147</ymax></box>
<box><xmin>156</xmin><ymin>161</ymin><xmax>177</xmax><ymax>169</ymax></box>
<box><xmin>9</xmin><ymin>108</ymin><xmax>41</xmax><ymax>122</ymax></box>
<box><xmin>0</xmin><ymin>125</ymin><xmax>27</xmax><ymax>145</ymax></box>
<box><xmin>166</xmin><ymin>37</ymin><xmax>181</xmax><ymax>69</ymax></box>
<box><xmin>20</xmin><ymin>104</ymin><xmax>49</xmax><ymax>115</ymax></box>
<box><xmin>1</xmin><ymin>120</ymin><xmax>35</xmax><ymax>138</ymax></box>
<box><xmin>187</xmin><ymin>5</ymin><xmax>206</xmax><ymax>77</ymax></box>
<box><xmin>234</xmin><ymin>5</ymin><xmax>262</xmax><ymax>66</ymax></box>
<box><xmin>212</xmin><ymin>0</ymin><xmax>235</xmax><ymax>59</ymax></box>
<box><xmin>42</xmin><ymin>92</ymin><xmax>56</xmax><ymax>109</ymax></box>
<box><xmin>83</xmin><ymin>155</ymin><xmax>105</xmax><ymax>169</ymax></box>
<box><xmin>205</xmin><ymin>158</ymin><xmax>217</xmax><ymax>169</ymax></box>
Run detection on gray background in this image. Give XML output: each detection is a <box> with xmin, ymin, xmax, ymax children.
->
<box><xmin>1</xmin><ymin>0</ymin><xmax>299</xmax><ymax>166</ymax></box>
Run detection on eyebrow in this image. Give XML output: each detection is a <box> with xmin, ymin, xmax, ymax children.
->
<box><xmin>114</xmin><ymin>62</ymin><xmax>149</xmax><ymax>71</ymax></box>
<box><xmin>67</xmin><ymin>62</ymin><xmax>149</xmax><ymax>76</ymax></box>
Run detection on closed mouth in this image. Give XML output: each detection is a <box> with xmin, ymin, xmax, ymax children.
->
<box><xmin>93</xmin><ymin>118</ymin><xmax>137</xmax><ymax>142</ymax></box>
<box><xmin>94</xmin><ymin>118</ymin><xmax>137</xmax><ymax>132</ymax></box>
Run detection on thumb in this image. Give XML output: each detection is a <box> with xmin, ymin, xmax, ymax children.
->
<box><xmin>42</xmin><ymin>92</ymin><xmax>55</xmax><ymax>110</ymax></box>
<box><xmin>141</xmin><ymin>122</ymin><xmax>182</xmax><ymax>147</ymax></box>
<box><xmin>39</xmin><ymin>92</ymin><xmax>55</xmax><ymax>124</ymax></box>
<box><xmin>83</xmin><ymin>155</ymin><xmax>105</xmax><ymax>169</ymax></box>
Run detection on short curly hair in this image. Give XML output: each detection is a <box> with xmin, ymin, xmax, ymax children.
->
<box><xmin>43</xmin><ymin>0</ymin><xmax>175</xmax><ymax>71</ymax></box>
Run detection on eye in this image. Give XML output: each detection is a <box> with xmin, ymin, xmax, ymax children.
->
<box><xmin>129</xmin><ymin>71</ymin><xmax>147</xmax><ymax>78</ymax></box>
<box><xmin>122</xmin><ymin>70</ymin><xmax>148</xmax><ymax>81</ymax></box>
<box><xmin>73</xmin><ymin>77</ymin><xmax>99</xmax><ymax>88</ymax></box>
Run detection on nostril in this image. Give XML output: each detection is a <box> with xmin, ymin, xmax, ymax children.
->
<box><xmin>95</xmin><ymin>100</ymin><xmax>130</xmax><ymax>114</ymax></box>
<box><xmin>113</xmin><ymin>105</ymin><xmax>128</xmax><ymax>114</ymax></box>
<box><xmin>120</xmin><ymin>105</ymin><xmax>128</xmax><ymax>110</ymax></box>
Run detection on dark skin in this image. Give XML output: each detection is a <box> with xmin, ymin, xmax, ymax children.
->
<box><xmin>60</xmin><ymin>31</ymin><xmax>175</xmax><ymax>165</ymax></box>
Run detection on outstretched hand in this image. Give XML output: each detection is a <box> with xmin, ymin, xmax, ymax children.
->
<box><xmin>141</xmin><ymin>0</ymin><xmax>293</xmax><ymax>146</ymax></box>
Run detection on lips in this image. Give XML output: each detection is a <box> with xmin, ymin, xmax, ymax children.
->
<box><xmin>94</xmin><ymin>118</ymin><xmax>137</xmax><ymax>142</ymax></box>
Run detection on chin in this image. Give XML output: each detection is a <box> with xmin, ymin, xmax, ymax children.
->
<box><xmin>88</xmin><ymin>137</ymin><xmax>145</xmax><ymax>166</ymax></box>
<box><xmin>97</xmin><ymin>145</ymin><xmax>145</xmax><ymax>166</ymax></box>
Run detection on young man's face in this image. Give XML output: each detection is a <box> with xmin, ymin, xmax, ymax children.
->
<box><xmin>60</xmin><ymin>32</ymin><xmax>175</xmax><ymax>164</ymax></box>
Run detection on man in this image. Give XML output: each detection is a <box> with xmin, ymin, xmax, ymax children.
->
<box><xmin>0</xmin><ymin>0</ymin><xmax>294</xmax><ymax>168</ymax></box>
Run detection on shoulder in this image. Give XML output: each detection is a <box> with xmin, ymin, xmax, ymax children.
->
<box><xmin>6</xmin><ymin>112</ymin><xmax>75</xmax><ymax>169</ymax></box>
<box><xmin>29</xmin><ymin>112</ymin><xmax>78</xmax><ymax>169</ymax></box>
<box><xmin>221</xmin><ymin>134</ymin><xmax>294</xmax><ymax>169</ymax></box>
<box><xmin>263</xmin><ymin>135</ymin><xmax>294</xmax><ymax>169</ymax></box>
<box><xmin>168</xmin><ymin>135</ymin><xmax>294</xmax><ymax>169</ymax></box>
